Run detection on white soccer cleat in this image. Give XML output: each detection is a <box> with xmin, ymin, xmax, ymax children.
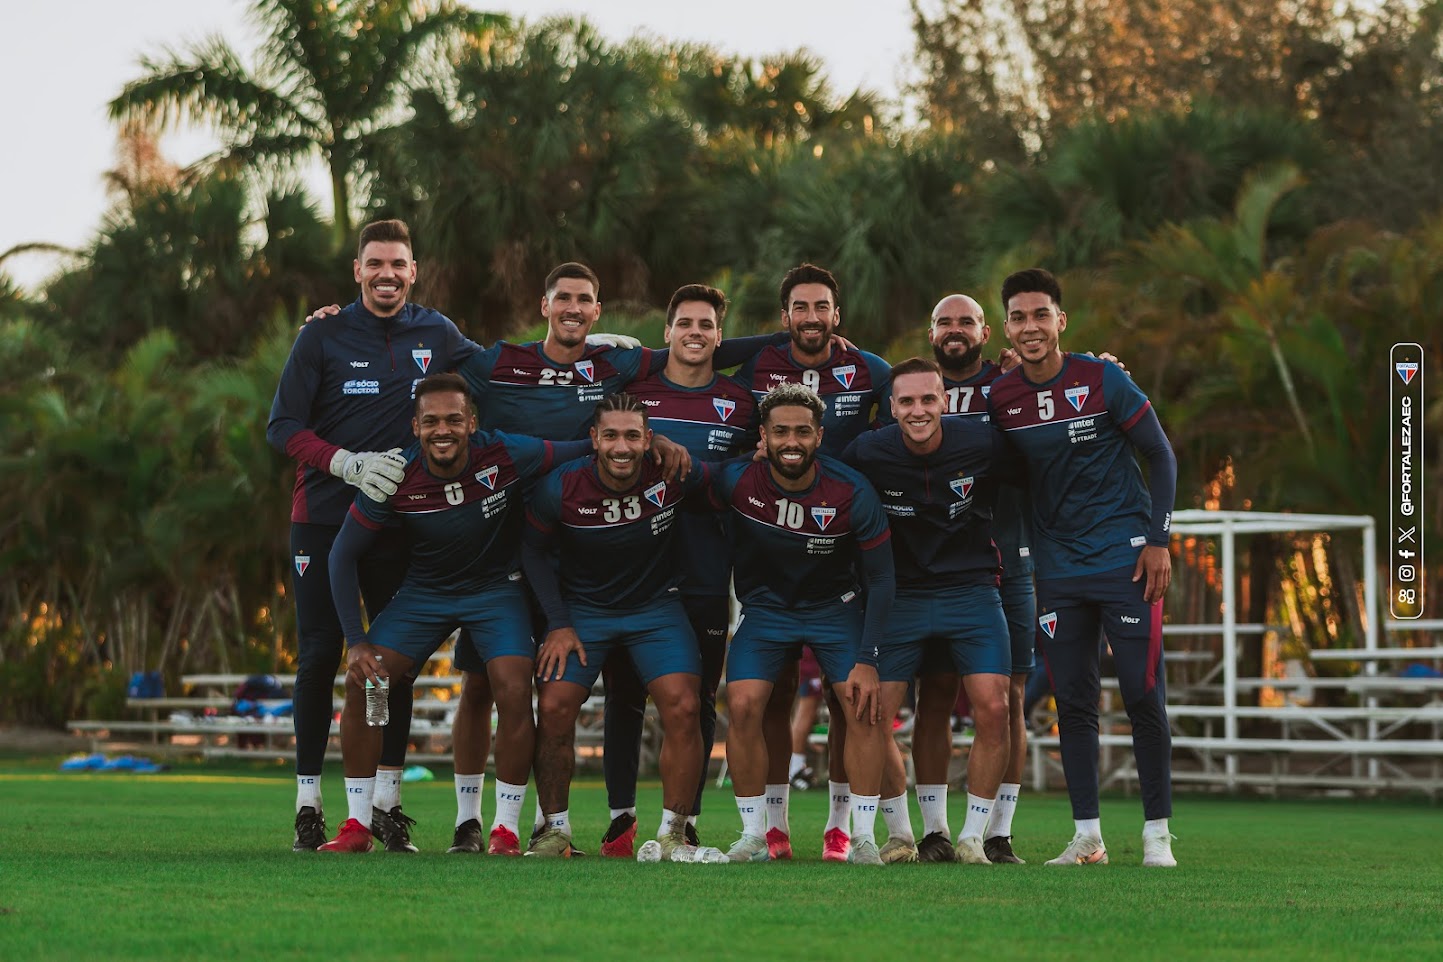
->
<box><xmin>636</xmin><ymin>839</ymin><xmax>663</xmax><ymax>863</ymax></box>
<box><xmin>846</xmin><ymin>837</ymin><xmax>884</xmax><ymax>865</ymax></box>
<box><xmin>1044</xmin><ymin>833</ymin><xmax>1108</xmax><ymax>865</ymax></box>
<box><xmin>953</xmin><ymin>835</ymin><xmax>991</xmax><ymax>865</ymax></box>
<box><xmin>879</xmin><ymin>836</ymin><xmax>919</xmax><ymax>864</ymax></box>
<box><xmin>726</xmin><ymin>833</ymin><xmax>771</xmax><ymax>863</ymax></box>
<box><xmin>1142</xmin><ymin>831</ymin><xmax>1177</xmax><ymax>867</ymax></box>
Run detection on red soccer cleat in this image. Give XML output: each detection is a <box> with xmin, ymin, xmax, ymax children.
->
<box><xmin>319</xmin><ymin>818</ymin><xmax>374</xmax><ymax>853</ymax></box>
<box><xmin>488</xmin><ymin>825</ymin><xmax>522</xmax><ymax>856</ymax></box>
<box><xmin>600</xmin><ymin>812</ymin><xmax>637</xmax><ymax>858</ymax></box>
<box><xmin>766</xmin><ymin>828</ymin><xmax>793</xmax><ymax>860</ymax></box>
<box><xmin>822</xmin><ymin>827</ymin><xmax>851</xmax><ymax>862</ymax></box>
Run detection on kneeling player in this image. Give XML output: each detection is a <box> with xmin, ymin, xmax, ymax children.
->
<box><xmin>523</xmin><ymin>393</ymin><xmax>723</xmax><ymax>863</ymax></box>
<box><xmin>714</xmin><ymin>383</ymin><xmax>896</xmax><ymax>864</ymax></box>
<box><xmin>319</xmin><ymin>374</ymin><xmax>588</xmax><ymax>853</ymax></box>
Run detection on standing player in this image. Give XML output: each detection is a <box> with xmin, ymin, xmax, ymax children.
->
<box><xmin>267</xmin><ymin>219</ymin><xmax>478</xmax><ymax>852</ymax></box>
<box><xmin>521</xmin><ymin>394</ymin><xmax>722</xmax><ymax>863</ymax></box>
<box><xmin>843</xmin><ymin>357</ymin><xmax>1016</xmax><ymax>865</ymax></box>
<box><xmin>732</xmin><ymin>264</ymin><xmax>892</xmax><ymax>861</ymax></box>
<box><xmin>317</xmin><ymin>374</ymin><xmax>591</xmax><ymax>853</ymax></box>
<box><xmin>714</xmin><ymin>384</ymin><xmax>896</xmax><ymax>865</ymax></box>
<box><xmin>988</xmin><ymin>268</ymin><xmax>1178</xmax><ymax>868</ymax></box>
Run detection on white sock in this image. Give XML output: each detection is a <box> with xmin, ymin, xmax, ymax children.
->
<box><xmin>545</xmin><ymin>809</ymin><xmax>571</xmax><ymax>835</ymax></box>
<box><xmin>658</xmin><ymin>808</ymin><xmax>684</xmax><ymax>839</ymax></box>
<box><xmin>988</xmin><ymin>782</ymin><xmax>1021</xmax><ymax>839</ymax></box>
<box><xmin>344</xmin><ymin>776</ymin><xmax>375</xmax><ymax>825</ymax></box>
<box><xmin>1143</xmin><ymin>817</ymin><xmax>1170</xmax><ymax>837</ymax></box>
<box><xmin>687</xmin><ymin>814</ymin><xmax>698</xmax><ymax>827</ymax></box>
<box><xmin>880</xmin><ymin>793</ymin><xmax>913</xmax><ymax>842</ymax></box>
<box><xmin>765</xmin><ymin>783</ymin><xmax>790</xmax><ymax>835</ymax></box>
<box><xmin>493</xmin><ymin>780</ymin><xmax>526</xmax><ymax>836</ymax></box>
<box><xmin>850</xmin><ymin>793</ymin><xmax>880</xmax><ymax>843</ymax></box>
<box><xmin>373</xmin><ymin>768</ymin><xmax>402</xmax><ymax>812</ymax></box>
<box><xmin>296</xmin><ymin>775</ymin><xmax>321</xmax><ymax>812</ymax></box>
<box><xmin>1075</xmin><ymin>817</ymin><xmax>1102</xmax><ymax>839</ymax></box>
<box><xmin>534</xmin><ymin>799</ymin><xmax>546</xmax><ymax>833</ymax></box>
<box><xmin>789</xmin><ymin>752</ymin><xmax>807</xmax><ymax>778</ymax></box>
<box><xmin>825</xmin><ymin>781</ymin><xmax>852</xmax><ymax>834</ymax></box>
<box><xmin>958</xmin><ymin>791</ymin><xmax>993</xmax><ymax>841</ymax></box>
<box><xmin>609</xmin><ymin>807</ymin><xmax>637</xmax><ymax>822</ymax></box>
<box><xmin>915</xmin><ymin>784</ymin><xmax>949</xmax><ymax>838</ymax></box>
<box><xmin>736</xmin><ymin>794</ymin><xmax>766</xmax><ymax>837</ymax></box>
<box><xmin>454</xmin><ymin>773</ymin><xmax>483</xmax><ymax>827</ymax></box>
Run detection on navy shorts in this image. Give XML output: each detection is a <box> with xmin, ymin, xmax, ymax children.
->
<box><xmin>558</xmin><ymin>595</ymin><xmax>701</xmax><ymax>690</ymax></box>
<box><xmin>886</xmin><ymin>585</ymin><xmax>1011</xmax><ymax>682</ymax></box>
<box><xmin>727</xmin><ymin>596</ymin><xmax>862</xmax><ymax>686</ymax></box>
<box><xmin>1000</xmin><ymin>569</ymin><xmax>1037</xmax><ymax>674</ymax></box>
<box><xmin>367</xmin><ymin>577</ymin><xmax>535</xmax><ymax>668</ymax></box>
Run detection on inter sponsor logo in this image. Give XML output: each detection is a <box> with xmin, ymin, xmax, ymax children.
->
<box><xmin>294</xmin><ymin>554</ymin><xmax>310</xmax><ymax>576</ymax></box>
<box><xmin>713</xmin><ymin>397</ymin><xmax>736</xmax><ymax>421</ymax></box>
<box><xmin>643</xmin><ymin>481</ymin><xmax>667</xmax><ymax>508</ymax></box>
<box><xmin>412</xmin><ymin>348</ymin><xmax>432</xmax><ymax>373</ymax></box>
<box><xmin>575</xmin><ymin>359</ymin><xmax>595</xmax><ymax>383</ymax></box>
<box><xmin>476</xmin><ymin>465</ymin><xmax>499</xmax><ymax>490</ymax></box>
<box><xmin>832</xmin><ymin>364</ymin><xmax>857</xmax><ymax>389</ymax></box>
<box><xmin>1065</xmin><ymin>385</ymin><xmax>1090</xmax><ymax>411</ymax></box>
<box><xmin>811</xmin><ymin>506</ymin><xmax>837</xmax><ymax>530</ymax></box>
<box><xmin>1039</xmin><ymin>611</ymin><xmax>1058</xmax><ymax>638</ymax></box>
<box><xmin>949</xmin><ymin>476</ymin><xmax>974</xmax><ymax>499</ymax></box>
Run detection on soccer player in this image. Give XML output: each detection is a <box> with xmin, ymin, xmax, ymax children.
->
<box><xmin>596</xmin><ymin>284</ymin><xmax>757</xmax><ymax>855</ymax></box>
<box><xmin>843</xmin><ymin>357</ymin><xmax>1018</xmax><ymax>865</ymax></box>
<box><xmin>988</xmin><ymin>268</ymin><xmax>1178</xmax><ymax>868</ymax></box>
<box><xmin>521</xmin><ymin>394</ymin><xmax>723</xmax><ymax>863</ymax></box>
<box><xmin>267</xmin><ymin>218</ymin><xmax>479</xmax><ymax>852</ymax></box>
<box><xmin>732</xmin><ymin>264</ymin><xmax>893</xmax><ymax>861</ymax></box>
<box><xmin>316</xmin><ymin>373</ymin><xmax>591</xmax><ymax>854</ymax></box>
<box><xmin>919</xmin><ymin>293</ymin><xmax>1036</xmax><ymax>863</ymax></box>
<box><xmin>714</xmin><ymin>383</ymin><xmax>896</xmax><ymax>865</ymax></box>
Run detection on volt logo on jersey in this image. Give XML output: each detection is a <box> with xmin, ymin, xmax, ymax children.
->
<box><xmin>575</xmin><ymin>360</ymin><xmax>595</xmax><ymax>383</ymax></box>
<box><xmin>832</xmin><ymin>365</ymin><xmax>857</xmax><ymax>389</ymax></box>
<box><xmin>1039</xmin><ymin>611</ymin><xmax>1058</xmax><ymax>638</ymax></box>
<box><xmin>476</xmin><ymin>465</ymin><xmax>499</xmax><ymax>490</ymax></box>
<box><xmin>1065</xmin><ymin>385</ymin><xmax>1089</xmax><ymax>411</ymax></box>
<box><xmin>643</xmin><ymin>481</ymin><xmax>667</xmax><ymax>508</ymax></box>
<box><xmin>713</xmin><ymin>397</ymin><xmax>736</xmax><ymax>421</ymax></box>
<box><xmin>950</xmin><ymin>476</ymin><xmax>974</xmax><ymax>499</ymax></box>
<box><xmin>811</xmin><ymin>506</ymin><xmax>837</xmax><ymax>530</ymax></box>
<box><xmin>294</xmin><ymin>554</ymin><xmax>311</xmax><ymax>577</ymax></box>
<box><xmin>1396</xmin><ymin>362</ymin><xmax>1419</xmax><ymax>384</ymax></box>
<box><xmin>412</xmin><ymin>349</ymin><xmax>432</xmax><ymax>373</ymax></box>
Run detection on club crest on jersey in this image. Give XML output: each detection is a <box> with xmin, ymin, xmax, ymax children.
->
<box><xmin>412</xmin><ymin>349</ymin><xmax>432</xmax><ymax>373</ymax></box>
<box><xmin>713</xmin><ymin>397</ymin><xmax>737</xmax><ymax>421</ymax></box>
<box><xmin>981</xmin><ymin>385</ymin><xmax>991</xmax><ymax>397</ymax></box>
<box><xmin>1064</xmin><ymin>385</ymin><xmax>1089</xmax><ymax>412</ymax></box>
<box><xmin>811</xmin><ymin>506</ymin><xmax>837</xmax><ymax>530</ymax></box>
<box><xmin>950</xmin><ymin>476</ymin><xmax>974</xmax><ymax>499</ymax></box>
<box><xmin>475</xmin><ymin>465</ymin><xmax>499</xmax><ymax>490</ymax></box>
<box><xmin>575</xmin><ymin>359</ymin><xmax>595</xmax><ymax>383</ymax></box>
<box><xmin>643</xmin><ymin>481</ymin><xmax>667</xmax><ymax>508</ymax></box>
<box><xmin>1039</xmin><ymin>611</ymin><xmax>1058</xmax><ymax>639</ymax></box>
<box><xmin>831</xmin><ymin>364</ymin><xmax>857</xmax><ymax>389</ymax></box>
<box><xmin>294</xmin><ymin>554</ymin><xmax>311</xmax><ymax>577</ymax></box>
<box><xmin>1396</xmin><ymin>361</ymin><xmax>1419</xmax><ymax>385</ymax></box>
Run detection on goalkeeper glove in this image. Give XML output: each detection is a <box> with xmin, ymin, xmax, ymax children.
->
<box><xmin>329</xmin><ymin>448</ymin><xmax>408</xmax><ymax>502</ymax></box>
<box><xmin>585</xmin><ymin>332</ymin><xmax>642</xmax><ymax>350</ymax></box>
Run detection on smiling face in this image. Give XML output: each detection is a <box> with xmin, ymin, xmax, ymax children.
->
<box><xmin>782</xmin><ymin>282</ymin><xmax>839</xmax><ymax>360</ymax></box>
<box><xmin>413</xmin><ymin>390</ymin><xmax>474</xmax><ymax>477</ymax></box>
<box><xmin>665</xmin><ymin>300</ymin><xmax>722</xmax><ymax>368</ymax></box>
<box><xmin>889</xmin><ymin>370</ymin><xmax>946</xmax><ymax>452</ymax></box>
<box><xmin>1004</xmin><ymin>291</ymin><xmax>1067</xmax><ymax>372</ymax></box>
<box><xmin>543</xmin><ymin>277</ymin><xmax>602</xmax><ymax>350</ymax></box>
<box><xmin>591</xmin><ymin>409</ymin><xmax>652</xmax><ymax>490</ymax></box>
<box><xmin>763</xmin><ymin>403</ymin><xmax>824</xmax><ymax>484</ymax></box>
<box><xmin>929</xmin><ymin>295</ymin><xmax>989</xmax><ymax>374</ymax></box>
<box><xmin>354</xmin><ymin>240</ymin><xmax>416</xmax><ymax>317</ymax></box>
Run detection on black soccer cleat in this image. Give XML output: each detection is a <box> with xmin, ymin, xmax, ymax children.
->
<box><xmin>684</xmin><ymin>821</ymin><xmax>701</xmax><ymax>848</ymax></box>
<box><xmin>916</xmin><ymin>831</ymin><xmax>961</xmax><ymax>863</ymax></box>
<box><xmin>790</xmin><ymin>766</ymin><xmax>816</xmax><ymax>791</ymax></box>
<box><xmin>983</xmin><ymin>835</ymin><xmax>1025</xmax><ymax>864</ymax></box>
<box><xmin>372</xmin><ymin>805</ymin><xmax>420</xmax><ymax>853</ymax></box>
<box><xmin>293</xmin><ymin>806</ymin><xmax>327</xmax><ymax>851</ymax></box>
<box><xmin>447</xmin><ymin>818</ymin><xmax>483</xmax><ymax>854</ymax></box>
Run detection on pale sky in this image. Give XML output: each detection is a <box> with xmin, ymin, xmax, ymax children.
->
<box><xmin>2</xmin><ymin>0</ymin><xmax>917</xmax><ymax>290</ymax></box>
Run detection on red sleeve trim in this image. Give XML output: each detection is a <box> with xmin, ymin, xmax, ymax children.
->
<box><xmin>539</xmin><ymin>440</ymin><xmax>555</xmax><ymax>473</ymax></box>
<box><xmin>348</xmin><ymin>503</ymin><xmax>384</xmax><ymax>530</ymax></box>
<box><xmin>285</xmin><ymin>430</ymin><xmax>342</xmax><ymax>472</ymax></box>
<box><xmin>859</xmin><ymin>529</ymin><xmax>892</xmax><ymax>552</ymax></box>
<box><xmin>525</xmin><ymin>509</ymin><xmax>553</xmax><ymax>534</ymax></box>
<box><xmin>1120</xmin><ymin>399</ymin><xmax>1152</xmax><ymax>432</ymax></box>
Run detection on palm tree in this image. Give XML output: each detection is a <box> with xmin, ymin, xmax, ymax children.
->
<box><xmin>109</xmin><ymin>0</ymin><xmax>504</xmax><ymax>252</ymax></box>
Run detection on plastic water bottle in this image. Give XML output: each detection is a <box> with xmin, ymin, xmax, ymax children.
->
<box><xmin>365</xmin><ymin>658</ymin><xmax>390</xmax><ymax>727</ymax></box>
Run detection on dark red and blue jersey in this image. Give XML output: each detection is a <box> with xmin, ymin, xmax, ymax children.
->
<box><xmin>267</xmin><ymin>299</ymin><xmax>481</xmax><ymax>525</ymax></box>
<box><xmin>523</xmin><ymin>457</ymin><xmax>712</xmax><ymax>626</ymax></box>
<box><xmin>988</xmin><ymin>354</ymin><xmax>1161</xmax><ymax>579</ymax></box>
<box><xmin>347</xmin><ymin>431</ymin><xmax>572</xmax><ymax>594</ymax></box>
<box><xmin>625</xmin><ymin>371</ymin><xmax>757</xmax><ymax>599</ymax></box>
<box><xmin>734</xmin><ymin>343</ymin><xmax>892</xmax><ymax>455</ymax></box>
<box><xmin>943</xmin><ymin>360</ymin><xmax>1033</xmax><ymax>576</ymax></box>
<box><xmin>841</xmin><ymin>419</ymin><xmax>1013</xmax><ymax>590</ymax></box>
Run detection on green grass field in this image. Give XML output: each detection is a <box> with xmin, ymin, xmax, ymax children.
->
<box><xmin>2</xmin><ymin>756</ymin><xmax>1439</xmax><ymax>961</ymax></box>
